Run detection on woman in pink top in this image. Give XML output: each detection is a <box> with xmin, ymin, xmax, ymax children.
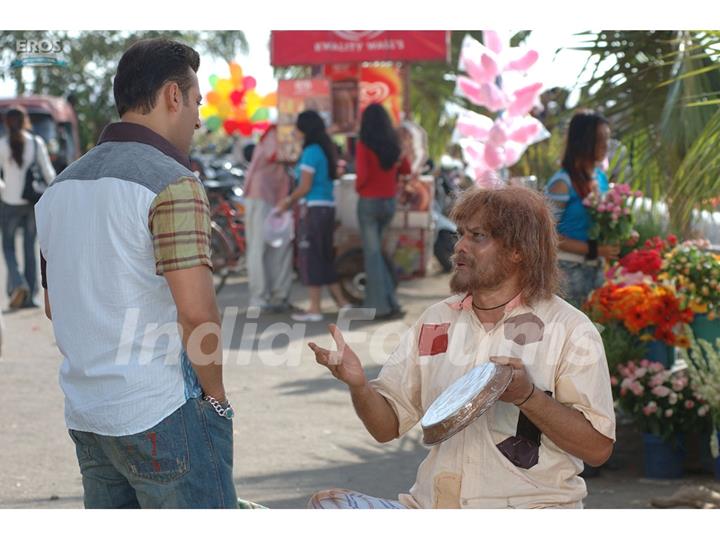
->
<box><xmin>243</xmin><ymin>126</ymin><xmax>293</xmax><ymax>312</ymax></box>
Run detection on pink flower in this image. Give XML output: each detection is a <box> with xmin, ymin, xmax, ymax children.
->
<box><xmin>651</xmin><ymin>385</ymin><xmax>671</xmax><ymax>398</ymax></box>
<box><xmin>665</xmin><ymin>409</ymin><xmax>674</xmax><ymax>418</ymax></box>
<box><xmin>610</xmin><ymin>376</ymin><xmax>618</xmax><ymax>386</ymax></box>
<box><xmin>631</xmin><ymin>382</ymin><xmax>644</xmax><ymax>396</ymax></box>
<box><xmin>668</xmin><ymin>392</ymin><xmax>678</xmax><ymax>405</ymax></box>
<box><xmin>643</xmin><ymin>402</ymin><xmax>658</xmax><ymax>416</ymax></box>
<box><xmin>635</xmin><ymin>190</ymin><xmax>643</xmax><ymax>198</ymax></box>
<box><xmin>598</xmin><ymin>203</ymin><xmax>607</xmax><ymax>212</ymax></box>
<box><xmin>635</xmin><ymin>368</ymin><xmax>648</xmax><ymax>378</ymax></box>
<box><xmin>649</xmin><ymin>373</ymin><xmax>667</xmax><ymax>387</ymax></box>
<box><xmin>684</xmin><ymin>400</ymin><xmax>695</xmax><ymax>409</ymax></box>
<box><xmin>672</xmin><ymin>377</ymin><xmax>687</xmax><ymax>392</ymax></box>
<box><xmin>698</xmin><ymin>405</ymin><xmax>710</xmax><ymax>417</ymax></box>
<box><xmin>640</xmin><ymin>359</ymin><xmax>650</xmax><ymax>368</ymax></box>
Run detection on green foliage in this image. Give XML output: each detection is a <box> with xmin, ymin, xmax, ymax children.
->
<box><xmin>572</xmin><ymin>30</ymin><xmax>720</xmax><ymax>234</ymax></box>
<box><xmin>0</xmin><ymin>31</ymin><xmax>247</xmax><ymax>151</ymax></box>
<box><xmin>632</xmin><ymin>209</ymin><xmax>670</xmax><ymax>246</ymax></box>
<box><xmin>407</xmin><ymin>31</ymin><xmax>484</xmax><ymax>161</ymax></box>
<box><xmin>599</xmin><ymin>321</ymin><xmax>648</xmax><ymax>374</ymax></box>
<box><xmin>680</xmin><ymin>329</ymin><xmax>720</xmax><ymax>427</ymax></box>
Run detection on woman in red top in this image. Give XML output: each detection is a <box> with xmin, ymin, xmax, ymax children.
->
<box><xmin>355</xmin><ymin>104</ymin><xmax>411</xmax><ymax>319</ymax></box>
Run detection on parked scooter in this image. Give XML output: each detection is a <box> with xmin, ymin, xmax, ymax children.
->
<box><xmin>432</xmin><ymin>157</ymin><xmax>466</xmax><ymax>272</ymax></box>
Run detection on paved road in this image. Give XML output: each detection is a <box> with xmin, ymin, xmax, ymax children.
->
<box><xmin>0</xmin><ymin>239</ymin><xmax>717</xmax><ymax>509</ymax></box>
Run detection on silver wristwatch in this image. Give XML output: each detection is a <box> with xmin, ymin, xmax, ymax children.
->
<box><xmin>203</xmin><ymin>394</ymin><xmax>235</xmax><ymax>419</ymax></box>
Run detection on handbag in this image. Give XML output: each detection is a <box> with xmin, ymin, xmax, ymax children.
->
<box><xmin>21</xmin><ymin>136</ymin><xmax>47</xmax><ymax>205</ymax></box>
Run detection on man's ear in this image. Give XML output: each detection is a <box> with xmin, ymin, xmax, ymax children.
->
<box><xmin>163</xmin><ymin>81</ymin><xmax>182</xmax><ymax>113</ymax></box>
<box><xmin>510</xmin><ymin>250</ymin><xmax>522</xmax><ymax>264</ymax></box>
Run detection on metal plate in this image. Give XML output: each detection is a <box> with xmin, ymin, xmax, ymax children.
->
<box><xmin>420</xmin><ymin>362</ymin><xmax>513</xmax><ymax>446</ymax></box>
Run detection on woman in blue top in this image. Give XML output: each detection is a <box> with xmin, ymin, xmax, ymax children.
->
<box><xmin>545</xmin><ymin>111</ymin><xmax>620</xmax><ymax>308</ymax></box>
<box><xmin>276</xmin><ymin>110</ymin><xmax>350</xmax><ymax>322</ymax></box>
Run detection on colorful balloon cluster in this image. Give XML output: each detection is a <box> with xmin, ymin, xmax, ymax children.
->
<box><xmin>200</xmin><ymin>61</ymin><xmax>277</xmax><ymax>136</ymax></box>
<box><xmin>454</xmin><ymin>32</ymin><xmax>549</xmax><ymax>188</ymax></box>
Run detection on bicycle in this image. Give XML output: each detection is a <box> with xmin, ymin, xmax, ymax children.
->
<box><xmin>208</xmin><ymin>189</ymin><xmax>247</xmax><ymax>293</ymax></box>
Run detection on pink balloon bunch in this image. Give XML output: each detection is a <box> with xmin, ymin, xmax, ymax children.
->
<box><xmin>454</xmin><ymin>32</ymin><xmax>549</xmax><ymax>188</ymax></box>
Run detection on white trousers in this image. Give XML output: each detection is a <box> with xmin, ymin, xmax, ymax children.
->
<box><xmin>244</xmin><ymin>198</ymin><xmax>293</xmax><ymax>308</ymax></box>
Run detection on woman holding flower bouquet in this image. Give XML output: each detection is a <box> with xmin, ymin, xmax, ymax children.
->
<box><xmin>545</xmin><ymin>111</ymin><xmax>622</xmax><ymax>308</ymax></box>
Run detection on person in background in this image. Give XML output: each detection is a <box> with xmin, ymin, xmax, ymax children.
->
<box><xmin>355</xmin><ymin>103</ymin><xmax>411</xmax><ymax>320</ymax></box>
<box><xmin>544</xmin><ymin>110</ymin><xmax>619</xmax><ymax>308</ymax></box>
<box><xmin>0</xmin><ymin>106</ymin><xmax>56</xmax><ymax>309</ymax></box>
<box><xmin>276</xmin><ymin>110</ymin><xmax>350</xmax><ymax>322</ymax></box>
<box><xmin>244</xmin><ymin>125</ymin><xmax>294</xmax><ymax>313</ymax></box>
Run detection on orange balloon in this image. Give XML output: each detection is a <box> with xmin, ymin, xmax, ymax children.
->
<box><xmin>261</xmin><ymin>92</ymin><xmax>277</xmax><ymax>107</ymax></box>
<box><xmin>233</xmin><ymin>107</ymin><xmax>249</xmax><ymax>122</ymax></box>
<box><xmin>206</xmin><ymin>91</ymin><xmax>221</xmax><ymax>106</ymax></box>
<box><xmin>229</xmin><ymin>62</ymin><xmax>244</xmax><ymax>85</ymax></box>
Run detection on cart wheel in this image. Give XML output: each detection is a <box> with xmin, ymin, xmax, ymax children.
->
<box><xmin>335</xmin><ymin>248</ymin><xmax>399</xmax><ymax>305</ymax></box>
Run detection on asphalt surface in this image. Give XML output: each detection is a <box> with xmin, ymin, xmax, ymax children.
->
<box><xmin>0</xmin><ymin>234</ymin><xmax>717</xmax><ymax>509</ymax></box>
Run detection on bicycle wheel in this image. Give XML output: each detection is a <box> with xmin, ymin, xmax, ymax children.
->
<box><xmin>211</xmin><ymin>223</ymin><xmax>234</xmax><ymax>293</ymax></box>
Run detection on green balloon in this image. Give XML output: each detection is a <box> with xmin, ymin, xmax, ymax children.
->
<box><xmin>251</xmin><ymin>107</ymin><xmax>270</xmax><ymax>122</ymax></box>
<box><xmin>209</xmin><ymin>74</ymin><xmax>219</xmax><ymax>89</ymax></box>
<box><xmin>206</xmin><ymin>115</ymin><xmax>222</xmax><ymax>132</ymax></box>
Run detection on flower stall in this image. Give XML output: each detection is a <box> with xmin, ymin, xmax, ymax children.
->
<box><xmin>581</xmin><ymin>219</ymin><xmax>720</xmax><ymax>478</ymax></box>
<box><xmin>611</xmin><ymin>359</ymin><xmax>711</xmax><ymax>478</ymax></box>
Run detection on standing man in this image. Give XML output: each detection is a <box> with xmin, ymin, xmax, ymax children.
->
<box><xmin>35</xmin><ymin>38</ymin><xmax>237</xmax><ymax>508</ymax></box>
<box><xmin>309</xmin><ymin>186</ymin><xmax>615</xmax><ymax>509</ymax></box>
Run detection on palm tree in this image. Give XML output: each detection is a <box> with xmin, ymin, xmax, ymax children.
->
<box><xmin>571</xmin><ymin>30</ymin><xmax>720</xmax><ymax>234</ymax></box>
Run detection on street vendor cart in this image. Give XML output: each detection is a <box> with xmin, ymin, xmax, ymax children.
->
<box><xmin>270</xmin><ymin>31</ymin><xmax>450</xmax><ymax>303</ymax></box>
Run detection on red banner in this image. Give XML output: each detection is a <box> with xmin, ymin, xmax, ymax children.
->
<box><xmin>271</xmin><ymin>31</ymin><xmax>449</xmax><ymax>66</ymax></box>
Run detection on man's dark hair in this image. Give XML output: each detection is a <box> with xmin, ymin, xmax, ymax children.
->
<box><xmin>113</xmin><ymin>38</ymin><xmax>200</xmax><ymax>117</ymax></box>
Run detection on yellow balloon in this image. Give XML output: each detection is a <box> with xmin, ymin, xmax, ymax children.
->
<box><xmin>217</xmin><ymin>102</ymin><xmax>233</xmax><ymax>119</ymax></box>
<box><xmin>199</xmin><ymin>103</ymin><xmax>218</xmax><ymax>119</ymax></box>
<box><xmin>245</xmin><ymin>90</ymin><xmax>261</xmax><ymax>117</ymax></box>
<box><xmin>216</xmin><ymin>79</ymin><xmax>234</xmax><ymax>97</ymax></box>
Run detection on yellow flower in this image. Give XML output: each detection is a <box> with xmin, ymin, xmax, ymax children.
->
<box><xmin>689</xmin><ymin>300</ymin><xmax>708</xmax><ymax>314</ymax></box>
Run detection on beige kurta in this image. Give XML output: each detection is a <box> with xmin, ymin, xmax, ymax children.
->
<box><xmin>369</xmin><ymin>293</ymin><xmax>616</xmax><ymax>509</ymax></box>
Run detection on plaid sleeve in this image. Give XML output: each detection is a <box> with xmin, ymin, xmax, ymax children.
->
<box><xmin>148</xmin><ymin>176</ymin><xmax>213</xmax><ymax>275</ymax></box>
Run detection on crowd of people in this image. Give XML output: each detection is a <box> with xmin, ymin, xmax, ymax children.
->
<box><xmin>1</xmin><ymin>37</ymin><xmax>620</xmax><ymax>509</ymax></box>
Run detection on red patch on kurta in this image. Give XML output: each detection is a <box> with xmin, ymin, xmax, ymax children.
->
<box><xmin>419</xmin><ymin>323</ymin><xmax>450</xmax><ymax>356</ymax></box>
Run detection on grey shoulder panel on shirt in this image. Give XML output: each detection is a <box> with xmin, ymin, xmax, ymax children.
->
<box><xmin>50</xmin><ymin>141</ymin><xmax>194</xmax><ymax>195</ymax></box>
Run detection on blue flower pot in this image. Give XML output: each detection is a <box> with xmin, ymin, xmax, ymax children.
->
<box><xmin>643</xmin><ymin>432</ymin><xmax>686</xmax><ymax>479</ymax></box>
<box><xmin>645</xmin><ymin>340</ymin><xmax>675</xmax><ymax>368</ymax></box>
<box><xmin>690</xmin><ymin>314</ymin><xmax>720</xmax><ymax>344</ymax></box>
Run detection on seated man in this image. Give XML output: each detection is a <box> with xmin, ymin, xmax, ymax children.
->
<box><xmin>308</xmin><ymin>186</ymin><xmax>615</xmax><ymax>509</ymax></box>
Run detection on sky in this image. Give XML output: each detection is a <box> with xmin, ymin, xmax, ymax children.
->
<box><xmin>1</xmin><ymin>29</ymin><xmax>594</xmax><ymax>107</ymax></box>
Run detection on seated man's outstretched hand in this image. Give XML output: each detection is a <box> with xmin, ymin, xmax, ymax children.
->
<box><xmin>309</xmin><ymin>324</ymin><xmax>367</xmax><ymax>390</ymax></box>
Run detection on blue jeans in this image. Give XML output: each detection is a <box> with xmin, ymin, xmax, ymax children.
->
<box><xmin>68</xmin><ymin>397</ymin><xmax>237</xmax><ymax>508</ymax></box>
<box><xmin>0</xmin><ymin>202</ymin><xmax>37</xmax><ymax>298</ymax></box>
<box><xmin>558</xmin><ymin>260</ymin><xmax>603</xmax><ymax>308</ymax></box>
<box><xmin>357</xmin><ymin>197</ymin><xmax>398</xmax><ymax>316</ymax></box>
